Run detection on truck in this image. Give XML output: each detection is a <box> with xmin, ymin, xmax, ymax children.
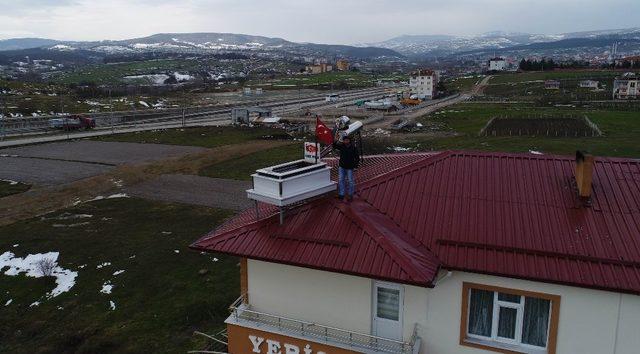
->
<box><xmin>48</xmin><ymin>114</ymin><xmax>96</xmax><ymax>131</ymax></box>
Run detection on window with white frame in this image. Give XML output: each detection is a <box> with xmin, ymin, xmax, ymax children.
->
<box><xmin>462</xmin><ymin>283</ymin><xmax>559</xmax><ymax>353</ymax></box>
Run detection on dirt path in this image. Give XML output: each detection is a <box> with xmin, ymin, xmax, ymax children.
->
<box><xmin>0</xmin><ymin>140</ymin><xmax>289</xmax><ymax>226</ymax></box>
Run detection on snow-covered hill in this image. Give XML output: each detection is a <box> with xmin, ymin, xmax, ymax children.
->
<box><xmin>367</xmin><ymin>28</ymin><xmax>640</xmax><ymax>57</ymax></box>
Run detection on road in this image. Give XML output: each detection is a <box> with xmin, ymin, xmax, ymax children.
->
<box><xmin>0</xmin><ymin>87</ymin><xmax>390</xmax><ymax>147</ymax></box>
<box><xmin>367</xmin><ymin>75</ymin><xmax>493</xmax><ymax>128</ymax></box>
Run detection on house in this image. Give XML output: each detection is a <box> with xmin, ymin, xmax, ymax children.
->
<box><xmin>579</xmin><ymin>80</ymin><xmax>599</xmax><ymax>89</ymax></box>
<box><xmin>192</xmin><ymin>150</ymin><xmax>640</xmax><ymax>354</ymax></box>
<box><xmin>614</xmin><ymin>55</ymin><xmax>640</xmax><ymax>68</ymax></box>
<box><xmin>613</xmin><ymin>72</ymin><xmax>639</xmax><ymax>99</ymax></box>
<box><xmin>336</xmin><ymin>59</ymin><xmax>350</xmax><ymax>71</ymax></box>
<box><xmin>545</xmin><ymin>80</ymin><xmax>560</xmax><ymax>90</ymax></box>
<box><xmin>306</xmin><ymin>63</ymin><xmax>333</xmax><ymax>74</ymax></box>
<box><xmin>488</xmin><ymin>57</ymin><xmax>507</xmax><ymax>71</ymax></box>
<box><xmin>409</xmin><ymin>69</ymin><xmax>439</xmax><ymax>100</ymax></box>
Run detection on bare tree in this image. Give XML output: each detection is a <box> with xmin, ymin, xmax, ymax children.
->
<box><xmin>36</xmin><ymin>258</ymin><xmax>57</xmax><ymax>277</ymax></box>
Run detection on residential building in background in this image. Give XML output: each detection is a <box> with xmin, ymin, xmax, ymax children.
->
<box><xmin>579</xmin><ymin>80</ymin><xmax>599</xmax><ymax>89</ymax></box>
<box><xmin>306</xmin><ymin>63</ymin><xmax>333</xmax><ymax>74</ymax></box>
<box><xmin>409</xmin><ymin>69</ymin><xmax>439</xmax><ymax>99</ymax></box>
<box><xmin>488</xmin><ymin>57</ymin><xmax>507</xmax><ymax>71</ymax></box>
<box><xmin>336</xmin><ymin>59</ymin><xmax>350</xmax><ymax>71</ymax></box>
<box><xmin>545</xmin><ymin>80</ymin><xmax>561</xmax><ymax>89</ymax></box>
<box><xmin>613</xmin><ymin>72</ymin><xmax>639</xmax><ymax>99</ymax></box>
<box><xmin>192</xmin><ymin>151</ymin><xmax>640</xmax><ymax>354</ymax></box>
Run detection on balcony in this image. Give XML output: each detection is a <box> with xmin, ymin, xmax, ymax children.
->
<box><xmin>226</xmin><ymin>295</ymin><xmax>421</xmax><ymax>354</ymax></box>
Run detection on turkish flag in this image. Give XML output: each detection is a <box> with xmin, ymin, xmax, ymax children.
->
<box><xmin>315</xmin><ymin>116</ymin><xmax>334</xmax><ymax>145</ymax></box>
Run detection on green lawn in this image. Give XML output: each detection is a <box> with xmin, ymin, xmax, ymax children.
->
<box><xmin>93</xmin><ymin>126</ymin><xmax>292</xmax><ymax>148</ymax></box>
<box><xmin>199</xmin><ymin>143</ymin><xmax>301</xmax><ymax>180</ymax></box>
<box><xmin>0</xmin><ymin>181</ymin><xmax>31</xmax><ymax>198</ymax></box>
<box><xmin>0</xmin><ymin>198</ymin><xmax>237</xmax><ymax>354</ymax></box>
<box><xmin>414</xmin><ymin>103</ymin><xmax>640</xmax><ymax>158</ymax></box>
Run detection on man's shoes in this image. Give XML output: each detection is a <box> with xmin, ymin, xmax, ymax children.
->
<box><xmin>337</xmin><ymin>195</ymin><xmax>344</xmax><ymax>200</ymax></box>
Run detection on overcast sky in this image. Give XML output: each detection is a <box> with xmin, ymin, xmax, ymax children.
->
<box><xmin>1</xmin><ymin>0</ymin><xmax>639</xmax><ymax>44</ymax></box>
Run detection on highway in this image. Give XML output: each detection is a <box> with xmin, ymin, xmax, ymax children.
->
<box><xmin>0</xmin><ymin>87</ymin><xmax>391</xmax><ymax>147</ymax></box>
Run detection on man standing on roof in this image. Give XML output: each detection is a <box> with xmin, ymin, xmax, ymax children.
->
<box><xmin>333</xmin><ymin>134</ymin><xmax>359</xmax><ymax>201</ymax></box>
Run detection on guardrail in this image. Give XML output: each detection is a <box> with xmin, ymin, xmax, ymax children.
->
<box><xmin>229</xmin><ymin>295</ymin><xmax>420</xmax><ymax>354</ymax></box>
<box><xmin>0</xmin><ymin>87</ymin><xmax>387</xmax><ymax>137</ymax></box>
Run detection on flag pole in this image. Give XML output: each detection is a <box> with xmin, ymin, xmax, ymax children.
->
<box><xmin>314</xmin><ymin>115</ymin><xmax>319</xmax><ymax>164</ymax></box>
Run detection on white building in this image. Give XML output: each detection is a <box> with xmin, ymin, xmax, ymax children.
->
<box><xmin>613</xmin><ymin>72</ymin><xmax>639</xmax><ymax>99</ymax></box>
<box><xmin>488</xmin><ymin>57</ymin><xmax>507</xmax><ymax>71</ymax></box>
<box><xmin>409</xmin><ymin>69</ymin><xmax>439</xmax><ymax>100</ymax></box>
<box><xmin>579</xmin><ymin>80</ymin><xmax>599</xmax><ymax>89</ymax></box>
<box><xmin>193</xmin><ymin>151</ymin><xmax>640</xmax><ymax>354</ymax></box>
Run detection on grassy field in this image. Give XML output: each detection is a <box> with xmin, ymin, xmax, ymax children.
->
<box><xmin>93</xmin><ymin>126</ymin><xmax>292</xmax><ymax>148</ymax></box>
<box><xmin>489</xmin><ymin>70</ymin><xmax>622</xmax><ymax>84</ymax></box>
<box><xmin>0</xmin><ymin>181</ymin><xmax>31</xmax><ymax>198</ymax></box>
<box><xmin>413</xmin><ymin>103</ymin><xmax>640</xmax><ymax>158</ymax></box>
<box><xmin>445</xmin><ymin>75</ymin><xmax>485</xmax><ymax>93</ymax></box>
<box><xmin>49</xmin><ymin>59</ymin><xmax>202</xmax><ymax>86</ymax></box>
<box><xmin>199</xmin><ymin>143</ymin><xmax>301</xmax><ymax>180</ymax></box>
<box><xmin>0</xmin><ymin>197</ymin><xmax>237</xmax><ymax>354</ymax></box>
<box><xmin>481</xmin><ymin>70</ymin><xmax>633</xmax><ymax>103</ymax></box>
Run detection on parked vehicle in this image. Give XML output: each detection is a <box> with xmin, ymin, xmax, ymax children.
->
<box><xmin>325</xmin><ymin>94</ymin><xmax>340</xmax><ymax>102</ymax></box>
<box><xmin>48</xmin><ymin>115</ymin><xmax>96</xmax><ymax>130</ymax></box>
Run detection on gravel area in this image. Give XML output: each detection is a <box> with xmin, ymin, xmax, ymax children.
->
<box><xmin>0</xmin><ymin>156</ymin><xmax>113</xmax><ymax>187</ymax></box>
<box><xmin>125</xmin><ymin>174</ymin><xmax>252</xmax><ymax>210</ymax></box>
<box><xmin>1</xmin><ymin>140</ymin><xmax>208</xmax><ymax>165</ymax></box>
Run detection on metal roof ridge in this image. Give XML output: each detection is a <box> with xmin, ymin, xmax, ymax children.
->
<box><xmin>357</xmin><ymin>151</ymin><xmax>456</xmax><ymax>192</ymax></box>
<box><xmin>338</xmin><ymin>200</ymin><xmax>441</xmax><ymax>286</ymax></box>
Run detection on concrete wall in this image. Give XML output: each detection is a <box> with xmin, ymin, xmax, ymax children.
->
<box><xmin>247</xmin><ymin>260</ymin><xmax>640</xmax><ymax>354</ymax></box>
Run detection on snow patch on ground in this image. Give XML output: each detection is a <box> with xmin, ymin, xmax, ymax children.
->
<box><xmin>0</xmin><ymin>179</ymin><xmax>19</xmax><ymax>185</ymax></box>
<box><xmin>30</xmin><ymin>301</ymin><xmax>40</xmax><ymax>307</ymax></box>
<box><xmin>0</xmin><ymin>251</ymin><xmax>77</xmax><ymax>298</ymax></box>
<box><xmin>389</xmin><ymin>146</ymin><xmax>412</xmax><ymax>152</ymax></box>
<box><xmin>5</xmin><ymin>299</ymin><xmax>12</xmax><ymax>306</ymax></box>
<box><xmin>174</xmin><ymin>250</ymin><xmax>180</xmax><ymax>254</ymax></box>
<box><xmin>100</xmin><ymin>282</ymin><xmax>113</xmax><ymax>294</ymax></box>
<box><xmin>113</xmin><ymin>270</ymin><xmax>125</xmax><ymax>276</ymax></box>
<box><xmin>96</xmin><ymin>262</ymin><xmax>111</xmax><ymax>269</ymax></box>
<box><xmin>87</xmin><ymin>193</ymin><xmax>129</xmax><ymax>202</ymax></box>
<box><xmin>529</xmin><ymin>150</ymin><xmax>544</xmax><ymax>155</ymax></box>
<box><xmin>173</xmin><ymin>72</ymin><xmax>193</xmax><ymax>82</ymax></box>
<box><xmin>109</xmin><ymin>301</ymin><xmax>116</xmax><ymax>310</ymax></box>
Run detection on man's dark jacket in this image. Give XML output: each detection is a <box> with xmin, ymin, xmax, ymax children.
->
<box><xmin>333</xmin><ymin>141</ymin><xmax>360</xmax><ymax>169</ymax></box>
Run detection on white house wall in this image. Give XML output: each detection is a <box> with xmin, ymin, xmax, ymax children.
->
<box><xmin>246</xmin><ymin>260</ymin><xmax>640</xmax><ymax>354</ymax></box>
<box><xmin>246</xmin><ymin>259</ymin><xmax>372</xmax><ymax>334</ymax></box>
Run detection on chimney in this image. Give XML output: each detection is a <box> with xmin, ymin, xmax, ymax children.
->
<box><xmin>575</xmin><ymin>151</ymin><xmax>594</xmax><ymax>199</ymax></box>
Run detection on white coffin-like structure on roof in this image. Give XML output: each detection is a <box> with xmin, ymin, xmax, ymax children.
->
<box><xmin>247</xmin><ymin>160</ymin><xmax>336</xmax><ymax>207</ymax></box>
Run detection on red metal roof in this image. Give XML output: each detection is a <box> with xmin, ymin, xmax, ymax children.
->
<box><xmin>191</xmin><ymin>151</ymin><xmax>640</xmax><ymax>294</ymax></box>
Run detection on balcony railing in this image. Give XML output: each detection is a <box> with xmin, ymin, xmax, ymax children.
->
<box><xmin>228</xmin><ymin>294</ymin><xmax>421</xmax><ymax>354</ymax></box>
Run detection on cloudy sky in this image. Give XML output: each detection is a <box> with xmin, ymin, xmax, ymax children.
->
<box><xmin>1</xmin><ymin>0</ymin><xmax>639</xmax><ymax>44</ymax></box>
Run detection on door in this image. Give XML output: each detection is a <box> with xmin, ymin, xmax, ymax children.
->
<box><xmin>372</xmin><ymin>281</ymin><xmax>404</xmax><ymax>341</ymax></box>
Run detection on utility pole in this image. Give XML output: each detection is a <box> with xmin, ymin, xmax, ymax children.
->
<box><xmin>0</xmin><ymin>88</ymin><xmax>6</xmax><ymax>141</ymax></box>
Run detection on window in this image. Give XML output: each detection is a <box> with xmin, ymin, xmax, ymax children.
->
<box><xmin>461</xmin><ymin>283</ymin><xmax>560</xmax><ymax>354</ymax></box>
<box><xmin>376</xmin><ymin>287</ymin><xmax>400</xmax><ymax>321</ymax></box>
